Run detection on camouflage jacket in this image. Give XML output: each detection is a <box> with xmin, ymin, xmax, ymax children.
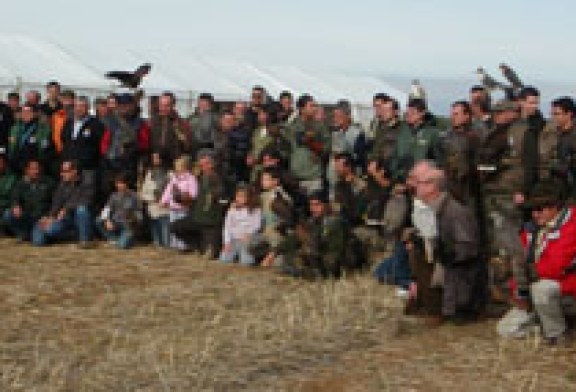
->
<box><xmin>285</xmin><ymin>117</ymin><xmax>330</xmax><ymax>181</ymax></box>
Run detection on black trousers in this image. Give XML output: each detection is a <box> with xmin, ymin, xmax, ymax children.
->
<box><xmin>170</xmin><ymin>215</ymin><xmax>221</xmax><ymax>257</ymax></box>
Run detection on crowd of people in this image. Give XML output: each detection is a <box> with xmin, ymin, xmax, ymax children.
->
<box><xmin>0</xmin><ymin>79</ymin><xmax>575</xmax><ymax>345</ymax></box>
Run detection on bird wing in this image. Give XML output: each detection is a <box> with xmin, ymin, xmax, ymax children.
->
<box><xmin>105</xmin><ymin>71</ymin><xmax>132</xmax><ymax>80</ymax></box>
<box><xmin>500</xmin><ymin>64</ymin><xmax>524</xmax><ymax>90</ymax></box>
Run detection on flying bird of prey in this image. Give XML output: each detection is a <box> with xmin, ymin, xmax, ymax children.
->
<box><xmin>499</xmin><ymin>63</ymin><xmax>524</xmax><ymax>91</ymax></box>
<box><xmin>105</xmin><ymin>63</ymin><xmax>152</xmax><ymax>89</ymax></box>
<box><xmin>409</xmin><ymin>79</ymin><xmax>426</xmax><ymax>101</ymax></box>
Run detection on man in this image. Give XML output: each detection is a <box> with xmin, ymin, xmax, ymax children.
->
<box><xmin>476</xmin><ymin>99</ymin><xmax>527</xmax><ymax>302</ymax></box>
<box><xmin>549</xmin><ymin>97</ymin><xmax>576</xmax><ymax>201</ymax></box>
<box><xmin>3</xmin><ymin>159</ymin><xmax>55</xmax><ymax>240</ymax></box>
<box><xmin>0</xmin><ymin>153</ymin><xmax>17</xmax><ymax>233</ymax></box>
<box><xmin>149</xmin><ymin>92</ymin><xmax>192</xmax><ymax>164</ymax></box>
<box><xmin>39</xmin><ymin>81</ymin><xmax>63</xmax><ymax>118</ymax></box>
<box><xmin>232</xmin><ymin>101</ymin><xmax>248</xmax><ymax>129</ymax></box>
<box><xmin>212</xmin><ymin>111</ymin><xmax>235</xmax><ymax>191</ymax></box>
<box><xmin>171</xmin><ymin>152</ymin><xmax>225</xmax><ymax>259</ymax></box>
<box><xmin>0</xmin><ymin>98</ymin><xmax>15</xmax><ymax>151</ymax></box>
<box><xmin>7</xmin><ymin>92</ymin><xmax>20</xmax><ymax>115</ymax></box>
<box><xmin>245</xmin><ymin>85</ymin><xmax>268</xmax><ymax>131</ymax></box>
<box><xmin>368</xmin><ymin>96</ymin><xmax>404</xmax><ymax>170</ymax></box>
<box><xmin>390</xmin><ymin>98</ymin><xmax>443</xmax><ymax>184</ymax></box>
<box><xmin>226</xmin><ymin>110</ymin><xmax>252</xmax><ymax>183</ymax></box>
<box><xmin>284</xmin><ymin>191</ymin><xmax>348</xmax><ymax>279</ymax></box>
<box><xmin>52</xmin><ymin>89</ymin><xmax>75</xmax><ymax>154</ymax></box>
<box><xmin>278</xmin><ymin>90</ymin><xmax>296</xmax><ymax>124</ymax></box>
<box><xmin>189</xmin><ymin>93</ymin><xmax>219</xmax><ymax>156</ymax></box>
<box><xmin>332</xmin><ymin>152</ymin><xmax>367</xmax><ymax>226</ymax></box>
<box><xmin>7</xmin><ymin>103</ymin><xmax>54</xmax><ymax>175</ymax></box>
<box><xmin>327</xmin><ymin>102</ymin><xmax>365</xmax><ymax>198</ymax></box>
<box><xmin>24</xmin><ymin>90</ymin><xmax>41</xmax><ymax>107</ymax></box>
<box><xmin>409</xmin><ymin>161</ymin><xmax>485</xmax><ymax>324</ymax></box>
<box><xmin>60</xmin><ymin>96</ymin><xmax>105</xmax><ymax>200</ymax></box>
<box><xmin>442</xmin><ymin>101</ymin><xmax>480</xmax><ymax>206</ymax></box>
<box><xmin>501</xmin><ymin>181</ymin><xmax>576</xmax><ymax>344</ymax></box>
<box><xmin>100</xmin><ymin>93</ymin><xmax>150</xmax><ymax>196</ymax></box>
<box><xmin>366</xmin><ymin>93</ymin><xmax>390</xmax><ymax>147</ymax></box>
<box><xmin>31</xmin><ymin>160</ymin><xmax>94</xmax><ymax>248</ymax></box>
<box><xmin>285</xmin><ymin>94</ymin><xmax>330</xmax><ymax>195</ymax></box>
<box><xmin>508</xmin><ymin>87</ymin><xmax>546</xmax><ymax>205</ymax></box>
<box><xmin>94</xmin><ymin>97</ymin><xmax>109</xmax><ymax>122</ymax></box>
<box><xmin>469</xmin><ymin>85</ymin><xmax>491</xmax><ymax>135</ymax></box>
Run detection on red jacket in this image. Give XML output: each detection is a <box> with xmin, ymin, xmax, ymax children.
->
<box><xmin>520</xmin><ymin>207</ymin><xmax>576</xmax><ymax>297</ymax></box>
<box><xmin>100</xmin><ymin>120</ymin><xmax>150</xmax><ymax>156</ymax></box>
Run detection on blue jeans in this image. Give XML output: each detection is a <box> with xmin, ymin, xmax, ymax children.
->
<box><xmin>373</xmin><ymin>241</ymin><xmax>412</xmax><ymax>288</ymax></box>
<box><xmin>220</xmin><ymin>238</ymin><xmax>255</xmax><ymax>265</ymax></box>
<box><xmin>3</xmin><ymin>209</ymin><xmax>35</xmax><ymax>240</ymax></box>
<box><xmin>150</xmin><ymin>216</ymin><xmax>170</xmax><ymax>247</ymax></box>
<box><xmin>96</xmin><ymin>219</ymin><xmax>135</xmax><ymax>249</ymax></box>
<box><xmin>31</xmin><ymin>206</ymin><xmax>93</xmax><ymax>246</ymax></box>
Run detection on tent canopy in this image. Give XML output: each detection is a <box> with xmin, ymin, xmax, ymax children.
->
<box><xmin>0</xmin><ymin>35</ymin><xmax>408</xmax><ymax>111</ymax></box>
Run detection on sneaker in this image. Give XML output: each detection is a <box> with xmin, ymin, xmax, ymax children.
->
<box><xmin>395</xmin><ymin>287</ymin><xmax>410</xmax><ymax>299</ymax></box>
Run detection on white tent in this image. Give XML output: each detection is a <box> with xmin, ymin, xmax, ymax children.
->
<box><xmin>0</xmin><ymin>35</ymin><xmax>408</xmax><ymax>125</ymax></box>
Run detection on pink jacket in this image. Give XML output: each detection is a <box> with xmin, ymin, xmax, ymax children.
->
<box><xmin>160</xmin><ymin>172</ymin><xmax>198</xmax><ymax>211</ymax></box>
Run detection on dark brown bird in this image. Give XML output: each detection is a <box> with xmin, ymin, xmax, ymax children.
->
<box><xmin>105</xmin><ymin>63</ymin><xmax>152</xmax><ymax>89</ymax></box>
<box><xmin>499</xmin><ymin>63</ymin><xmax>524</xmax><ymax>90</ymax></box>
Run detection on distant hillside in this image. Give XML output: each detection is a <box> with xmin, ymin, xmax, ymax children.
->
<box><xmin>380</xmin><ymin>75</ymin><xmax>574</xmax><ymax>116</ymax></box>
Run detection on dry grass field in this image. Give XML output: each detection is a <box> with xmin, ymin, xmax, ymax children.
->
<box><xmin>0</xmin><ymin>238</ymin><xmax>575</xmax><ymax>391</ymax></box>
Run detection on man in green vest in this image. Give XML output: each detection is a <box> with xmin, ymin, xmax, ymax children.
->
<box><xmin>284</xmin><ymin>94</ymin><xmax>330</xmax><ymax>195</ymax></box>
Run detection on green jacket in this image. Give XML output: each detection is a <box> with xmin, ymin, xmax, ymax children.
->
<box><xmin>10</xmin><ymin>176</ymin><xmax>55</xmax><ymax>219</ymax></box>
<box><xmin>285</xmin><ymin>117</ymin><xmax>330</xmax><ymax>181</ymax></box>
<box><xmin>390</xmin><ymin>123</ymin><xmax>443</xmax><ymax>182</ymax></box>
<box><xmin>250</xmin><ymin>127</ymin><xmax>273</xmax><ymax>160</ymax></box>
<box><xmin>0</xmin><ymin>171</ymin><xmax>18</xmax><ymax>210</ymax></box>
<box><xmin>8</xmin><ymin>120</ymin><xmax>54</xmax><ymax>170</ymax></box>
<box><xmin>187</xmin><ymin>173</ymin><xmax>225</xmax><ymax>227</ymax></box>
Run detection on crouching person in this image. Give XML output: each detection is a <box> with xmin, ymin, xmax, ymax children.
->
<box><xmin>284</xmin><ymin>191</ymin><xmax>347</xmax><ymax>279</ymax></box>
<box><xmin>407</xmin><ymin>161</ymin><xmax>486</xmax><ymax>325</ymax></box>
<box><xmin>250</xmin><ymin>168</ymin><xmax>294</xmax><ymax>267</ymax></box>
<box><xmin>32</xmin><ymin>160</ymin><xmax>94</xmax><ymax>248</ymax></box>
<box><xmin>498</xmin><ymin>181</ymin><xmax>576</xmax><ymax>345</ymax></box>
<box><xmin>4</xmin><ymin>159</ymin><xmax>55</xmax><ymax>241</ymax></box>
<box><xmin>96</xmin><ymin>173</ymin><xmax>140</xmax><ymax>249</ymax></box>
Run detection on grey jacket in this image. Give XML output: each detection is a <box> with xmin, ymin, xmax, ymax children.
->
<box><xmin>49</xmin><ymin>179</ymin><xmax>94</xmax><ymax>217</ymax></box>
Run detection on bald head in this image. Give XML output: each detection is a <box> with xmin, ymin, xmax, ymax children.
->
<box><xmin>412</xmin><ymin>160</ymin><xmax>445</xmax><ymax>203</ymax></box>
<box><xmin>407</xmin><ymin>160</ymin><xmax>436</xmax><ymax>190</ymax></box>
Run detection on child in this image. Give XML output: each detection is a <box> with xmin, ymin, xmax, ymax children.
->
<box><xmin>255</xmin><ymin>168</ymin><xmax>293</xmax><ymax>267</ymax></box>
<box><xmin>139</xmin><ymin>152</ymin><xmax>170</xmax><ymax>247</ymax></box>
<box><xmin>160</xmin><ymin>156</ymin><xmax>197</xmax><ymax>250</ymax></box>
<box><xmin>220</xmin><ymin>185</ymin><xmax>261</xmax><ymax>265</ymax></box>
<box><xmin>96</xmin><ymin>173</ymin><xmax>140</xmax><ymax>249</ymax></box>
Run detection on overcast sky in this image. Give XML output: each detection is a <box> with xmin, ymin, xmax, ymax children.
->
<box><xmin>4</xmin><ymin>0</ymin><xmax>576</xmax><ymax>83</ymax></box>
